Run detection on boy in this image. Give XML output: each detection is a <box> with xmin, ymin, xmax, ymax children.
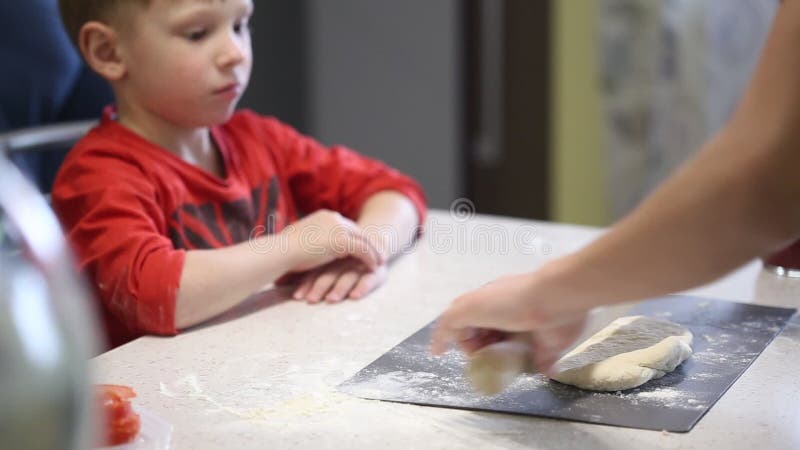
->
<box><xmin>53</xmin><ymin>0</ymin><xmax>426</xmax><ymax>348</ymax></box>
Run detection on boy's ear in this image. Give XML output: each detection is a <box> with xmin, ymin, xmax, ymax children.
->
<box><xmin>78</xmin><ymin>21</ymin><xmax>127</xmax><ymax>81</ymax></box>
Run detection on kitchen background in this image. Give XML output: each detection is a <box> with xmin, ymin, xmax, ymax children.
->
<box><xmin>241</xmin><ymin>0</ymin><xmax>777</xmax><ymax>225</ymax></box>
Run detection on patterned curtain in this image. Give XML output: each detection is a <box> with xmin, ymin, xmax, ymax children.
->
<box><xmin>598</xmin><ymin>0</ymin><xmax>778</xmax><ymax>220</ymax></box>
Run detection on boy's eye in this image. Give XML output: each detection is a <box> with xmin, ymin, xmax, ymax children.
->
<box><xmin>233</xmin><ymin>20</ymin><xmax>250</xmax><ymax>35</ymax></box>
<box><xmin>186</xmin><ymin>29</ymin><xmax>208</xmax><ymax>41</ymax></box>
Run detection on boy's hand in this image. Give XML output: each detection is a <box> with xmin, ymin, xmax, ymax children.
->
<box><xmin>283</xmin><ymin>210</ymin><xmax>384</xmax><ymax>273</ymax></box>
<box><xmin>281</xmin><ymin>257</ymin><xmax>388</xmax><ymax>303</ymax></box>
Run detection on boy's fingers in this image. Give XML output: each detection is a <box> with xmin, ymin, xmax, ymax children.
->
<box><xmin>293</xmin><ymin>279</ymin><xmax>312</xmax><ymax>300</ymax></box>
<box><xmin>325</xmin><ymin>269</ymin><xmax>360</xmax><ymax>302</ymax></box>
<box><xmin>293</xmin><ymin>270</ymin><xmax>320</xmax><ymax>300</ymax></box>
<box><xmin>305</xmin><ymin>267</ymin><xmax>346</xmax><ymax>303</ymax></box>
<box><xmin>349</xmin><ymin>271</ymin><xmax>376</xmax><ymax>299</ymax></box>
<box><xmin>349</xmin><ymin>264</ymin><xmax>386</xmax><ymax>299</ymax></box>
<box><xmin>276</xmin><ymin>271</ymin><xmax>305</xmax><ymax>286</ymax></box>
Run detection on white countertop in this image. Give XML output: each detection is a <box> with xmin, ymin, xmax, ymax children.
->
<box><xmin>92</xmin><ymin>210</ymin><xmax>800</xmax><ymax>449</ymax></box>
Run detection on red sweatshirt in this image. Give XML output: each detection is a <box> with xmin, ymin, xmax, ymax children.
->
<box><xmin>52</xmin><ymin>107</ymin><xmax>426</xmax><ymax>348</ymax></box>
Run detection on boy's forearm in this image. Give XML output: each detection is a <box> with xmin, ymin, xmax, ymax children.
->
<box><xmin>356</xmin><ymin>190</ymin><xmax>421</xmax><ymax>260</ymax></box>
<box><xmin>175</xmin><ymin>234</ymin><xmax>299</xmax><ymax>329</ymax></box>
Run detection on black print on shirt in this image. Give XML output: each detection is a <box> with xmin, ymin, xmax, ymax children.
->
<box><xmin>168</xmin><ymin>176</ymin><xmax>279</xmax><ymax>250</ymax></box>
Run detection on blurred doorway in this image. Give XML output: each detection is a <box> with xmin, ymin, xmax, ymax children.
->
<box><xmin>464</xmin><ymin>0</ymin><xmax>552</xmax><ymax>220</ymax></box>
<box><xmin>240</xmin><ymin>1</ymin><xmax>552</xmax><ymax>218</ymax></box>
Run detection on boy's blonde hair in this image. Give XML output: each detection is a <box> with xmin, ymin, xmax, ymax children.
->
<box><xmin>58</xmin><ymin>0</ymin><xmax>150</xmax><ymax>47</ymax></box>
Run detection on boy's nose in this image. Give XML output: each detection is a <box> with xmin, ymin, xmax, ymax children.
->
<box><xmin>217</xmin><ymin>34</ymin><xmax>248</xmax><ymax>67</ymax></box>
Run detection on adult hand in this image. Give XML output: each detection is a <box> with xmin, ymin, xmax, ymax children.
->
<box><xmin>429</xmin><ymin>269</ymin><xmax>592</xmax><ymax>375</ymax></box>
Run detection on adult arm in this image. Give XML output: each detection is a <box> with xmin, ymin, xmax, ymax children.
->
<box><xmin>432</xmin><ymin>0</ymin><xmax>800</xmax><ymax>369</ymax></box>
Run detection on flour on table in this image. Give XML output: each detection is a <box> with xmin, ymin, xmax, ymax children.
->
<box><xmin>549</xmin><ymin>316</ymin><xmax>693</xmax><ymax>391</ymax></box>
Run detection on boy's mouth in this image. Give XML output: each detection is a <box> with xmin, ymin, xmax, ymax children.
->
<box><xmin>213</xmin><ymin>82</ymin><xmax>241</xmax><ymax>95</ymax></box>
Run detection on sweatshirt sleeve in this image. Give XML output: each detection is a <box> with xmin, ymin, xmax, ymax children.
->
<box><xmin>259</xmin><ymin>116</ymin><xmax>427</xmax><ymax>223</ymax></box>
<box><xmin>52</xmin><ymin>151</ymin><xmax>184</xmax><ymax>337</ymax></box>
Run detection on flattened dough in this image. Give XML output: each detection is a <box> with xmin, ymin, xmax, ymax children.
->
<box><xmin>549</xmin><ymin>315</ymin><xmax>693</xmax><ymax>391</ymax></box>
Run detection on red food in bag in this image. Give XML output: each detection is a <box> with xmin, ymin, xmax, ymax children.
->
<box><xmin>95</xmin><ymin>384</ymin><xmax>141</xmax><ymax>446</ymax></box>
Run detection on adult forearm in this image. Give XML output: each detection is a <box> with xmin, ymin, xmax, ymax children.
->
<box><xmin>540</xmin><ymin>0</ymin><xmax>800</xmax><ymax>311</ymax></box>
<box><xmin>541</xmin><ymin>127</ymin><xmax>800</xmax><ymax>312</ymax></box>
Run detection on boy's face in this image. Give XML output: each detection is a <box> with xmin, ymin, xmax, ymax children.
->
<box><xmin>118</xmin><ymin>0</ymin><xmax>254</xmax><ymax>127</ymax></box>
